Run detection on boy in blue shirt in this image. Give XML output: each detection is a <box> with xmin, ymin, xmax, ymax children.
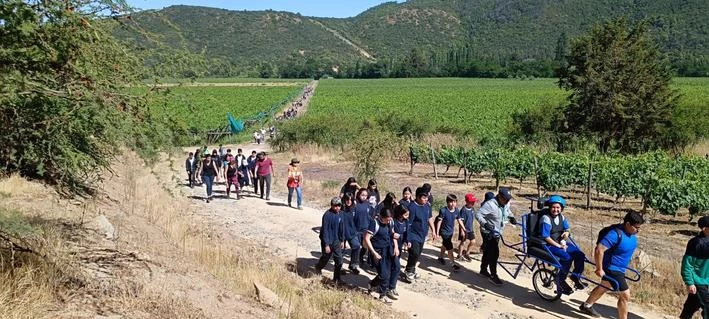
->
<box><xmin>403</xmin><ymin>187</ymin><xmax>436</xmax><ymax>282</ymax></box>
<box><xmin>579</xmin><ymin>212</ymin><xmax>644</xmax><ymax>319</ymax></box>
<box><xmin>436</xmin><ymin>194</ymin><xmax>461</xmax><ymax>271</ymax></box>
<box><xmin>457</xmin><ymin>193</ymin><xmax>478</xmax><ymax>261</ymax></box>
<box><xmin>314</xmin><ymin>197</ymin><xmax>346</xmax><ymax>285</ymax></box>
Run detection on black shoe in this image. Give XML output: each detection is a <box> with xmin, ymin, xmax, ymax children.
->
<box><xmin>452</xmin><ymin>264</ymin><xmax>461</xmax><ymax>271</ymax></box>
<box><xmin>578</xmin><ymin>303</ymin><xmax>601</xmax><ymax>317</ymax></box>
<box><xmin>349</xmin><ymin>268</ymin><xmax>360</xmax><ymax>275</ymax></box>
<box><xmin>463</xmin><ymin>254</ymin><xmax>473</xmax><ymax>262</ymax></box>
<box><xmin>437</xmin><ymin>257</ymin><xmax>446</xmax><ymax>265</ymax></box>
<box><xmin>489</xmin><ymin>275</ymin><xmax>503</xmax><ymax>286</ymax></box>
<box><xmin>479</xmin><ymin>269</ymin><xmax>491</xmax><ymax>278</ymax></box>
<box><xmin>559</xmin><ymin>281</ymin><xmax>574</xmax><ymax>295</ymax></box>
<box><xmin>572</xmin><ymin>277</ymin><xmax>588</xmax><ymax>290</ymax></box>
<box><xmin>386</xmin><ymin>290</ymin><xmax>399</xmax><ymax>300</ymax></box>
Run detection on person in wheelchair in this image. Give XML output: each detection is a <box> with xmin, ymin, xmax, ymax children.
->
<box><xmin>538</xmin><ymin>195</ymin><xmax>587</xmax><ymax>294</ymax></box>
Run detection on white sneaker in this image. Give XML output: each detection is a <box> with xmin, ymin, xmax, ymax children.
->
<box><xmin>379</xmin><ymin>295</ymin><xmax>393</xmax><ymax>305</ymax></box>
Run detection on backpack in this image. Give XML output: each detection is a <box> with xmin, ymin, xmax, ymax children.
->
<box><xmin>373</xmin><ymin>219</ymin><xmax>393</xmax><ymax>237</ymax></box>
<box><xmin>596</xmin><ymin>225</ymin><xmax>623</xmax><ymax>253</ymax></box>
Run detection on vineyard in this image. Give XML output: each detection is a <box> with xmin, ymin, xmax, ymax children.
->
<box><xmin>144</xmin><ymin>84</ymin><xmax>304</xmax><ymax>131</ymax></box>
<box><xmin>411</xmin><ymin>145</ymin><xmax>709</xmax><ymax>219</ymax></box>
<box><xmin>307</xmin><ymin>78</ymin><xmax>566</xmax><ymax>139</ymax></box>
<box><xmin>305</xmin><ymin>77</ymin><xmax>709</xmax><ymax>140</ymax></box>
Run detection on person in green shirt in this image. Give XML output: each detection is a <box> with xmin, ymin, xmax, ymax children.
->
<box><xmin>680</xmin><ymin>216</ymin><xmax>709</xmax><ymax>319</ymax></box>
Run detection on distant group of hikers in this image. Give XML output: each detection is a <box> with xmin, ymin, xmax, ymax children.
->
<box><xmin>276</xmin><ymin>84</ymin><xmax>314</xmax><ymax>121</ymax></box>
<box><xmin>184</xmin><ymin>149</ymin><xmax>709</xmax><ymax>319</ymax></box>
<box><xmin>184</xmin><ymin>145</ymin><xmax>303</xmax><ymax>207</ymax></box>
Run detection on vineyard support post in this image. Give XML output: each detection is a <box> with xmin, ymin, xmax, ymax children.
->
<box><xmin>535</xmin><ymin>157</ymin><xmax>541</xmax><ymax>198</ymax></box>
<box><xmin>431</xmin><ymin>144</ymin><xmax>438</xmax><ymax>179</ymax></box>
<box><xmin>586</xmin><ymin>162</ymin><xmax>593</xmax><ymax>210</ymax></box>
<box><xmin>463</xmin><ymin>150</ymin><xmax>468</xmax><ymax>184</ymax></box>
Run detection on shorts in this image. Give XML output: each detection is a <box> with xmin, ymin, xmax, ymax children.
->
<box><xmin>222</xmin><ymin>161</ymin><xmax>228</xmax><ymax>168</ymax></box>
<box><xmin>442</xmin><ymin>235</ymin><xmax>454</xmax><ymax>250</ymax></box>
<box><xmin>603</xmin><ymin>269</ymin><xmax>629</xmax><ymax>292</ymax></box>
<box><xmin>458</xmin><ymin>231</ymin><xmax>475</xmax><ymax>241</ymax></box>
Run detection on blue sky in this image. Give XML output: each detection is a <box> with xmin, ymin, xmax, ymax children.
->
<box><xmin>126</xmin><ymin>0</ymin><xmax>405</xmax><ymax>18</ymax></box>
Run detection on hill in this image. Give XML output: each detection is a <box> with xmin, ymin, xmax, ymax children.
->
<box><xmin>115</xmin><ymin>0</ymin><xmax>709</xmax><ymax>77</ymax></box>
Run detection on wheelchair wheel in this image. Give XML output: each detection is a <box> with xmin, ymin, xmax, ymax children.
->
<box><xmin>532</xmin><ymin>268</ymin><xmax>562</xmax><ymax>301</ymax></box>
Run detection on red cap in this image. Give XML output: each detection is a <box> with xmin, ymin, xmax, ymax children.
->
<box><xmin>465</xmin><ymin>193</ymin><xmax>477</xmax><ymax>203</ymax></box>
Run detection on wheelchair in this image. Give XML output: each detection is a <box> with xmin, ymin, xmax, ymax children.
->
<box><xmin>494</xmin><ymin>197</ymin><xmax>641</xmax><ymax>301</ymax></box>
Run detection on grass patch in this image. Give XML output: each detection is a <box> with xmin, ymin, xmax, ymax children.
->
<box><xmin>321</xmin><ymin>180</ymin><xmax>340</xmax><ymax>190</ymax></box>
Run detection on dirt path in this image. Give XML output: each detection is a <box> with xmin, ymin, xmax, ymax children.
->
<box><xmin>309</xmin><ymin>19</ymin><xmax>375</xmax><ymax>61</ymax></box>
<box><xmin>177</xmin><ymin>142</ymin><xmax>672</xmax><ymax>319</ymax></box>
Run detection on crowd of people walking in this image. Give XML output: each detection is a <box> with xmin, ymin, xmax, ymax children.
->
<box><xmin>185</xmin><ymin>146</ymin><xmax>705</xmax><ymax>319</ymax></box>
<box><xmin>186</xmin><ymin>145</ymin><xmax>303</xmax><ymax>206</ymax></box>
<box><xmin>315</xmin><ymin>176</ymin><xmax>658</xmax><ymax>319</ymax></box>
<box><xmin>276</xmin><ymin>84</ymin><xmax>315</xmax><ymax>121</ymax></box>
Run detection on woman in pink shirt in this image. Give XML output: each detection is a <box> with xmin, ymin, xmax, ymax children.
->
<box><xmin>254</xmin><ymin>152</ymin><xmax>274</xmax><ymax>200</ymax></box>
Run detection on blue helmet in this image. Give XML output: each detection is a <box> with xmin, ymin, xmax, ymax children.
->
<box><xmin>545</xmin><ymin>195</ymin><xmax>566</xmax><ymax>209</ymax></box>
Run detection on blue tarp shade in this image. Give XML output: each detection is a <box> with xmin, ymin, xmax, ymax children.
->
<box><xmin>228</xmin><ymin>113</ymin><xmax>244</xmax><ymax>133</ymax></box>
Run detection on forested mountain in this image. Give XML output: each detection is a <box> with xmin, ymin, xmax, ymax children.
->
<box><xmin>116</xmin><ymin>0</ymin><xmax>709</xmax><ymax>77</ymax></box>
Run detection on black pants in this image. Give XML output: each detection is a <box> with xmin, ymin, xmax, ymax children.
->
<box><xmin>258</xmin><ymin>174</ymin><xmax>272</xmax><ymax>199</ymax></box>
<box><xmin>250</xmin><ymin>170</ymin><xmax>258</xmax><ymax>193</ymax></box>
<box><xmin>316</xmin><ymin>241</ymin><xmax>343</xmax><ymax>281</ymax></box>
<box><xmin>480</xmin><ymin>236</ymin><xmax>500</xmax><ymax>276</ymax></box>
<box><xmin>187</xmin><ymin>170</ymin><xmax>196</xmax><ymax>188</ymax></box>
<box><xmin>681</xmin><ymin>285</ymin><xmax>709</xmax><ymax>319</ymax></box>
<box><xmin>405</xmin><ymin>241</ymin><xmax>424</xmax><ymax>274</ymax></box>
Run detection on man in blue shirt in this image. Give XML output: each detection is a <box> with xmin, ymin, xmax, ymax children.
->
<box><xmin>403</xmin><ymin>187</ymin><xmax>435</xmax><ymax>282</ymax></box>
<box><xmin>579</xmin><ymin>212</ymin><xmax>644</xmax><ymax>318</ymax></box>
<box><xmin>315</xmin><ymin>197</ymin><xmax>346</xmax><ymax>285</ymax></box>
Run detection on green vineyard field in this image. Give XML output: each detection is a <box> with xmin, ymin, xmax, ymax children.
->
<box><xmin>306</xmin><ymin>77</ymin><xmax>709</xmax><ymax>140</ymax></box>
<box><xmin>144</xmin><ymin>85</ymin><xmax>303</xmax><ymax>131</ymax></box>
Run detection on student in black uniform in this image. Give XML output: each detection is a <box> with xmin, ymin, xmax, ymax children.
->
<box><xmin>341</xmin><ymin>193</ymin><xmax>361</xmax><ymax>274</ymax></box>
<box><xmin>364</xmin><ymin>208</ymin><xmax>399</xmax><ymax>305</ymax></box>
<box><xmin>367</xmin><ymin>179</ymin><xmax>381</xmax><ymax>208</ymax></box>
<box><xmin>339</xmin><ymin>177</ymin><xmax>360</xmax><ymax>198</ymax></box>
<box><xmin>185</xmin><ymin>152</ymin><xmax>197</xmax><ymax>188</ymax></box>
<box><xmin>351</xmin><ymin>188</ymin><xmax>370</xmax><ymax>265</ymax></box>
<box><xmin>436</xmin><ymin>194</ymin><xmax>461</xmax><ymax>271</ymax></box>
<box><xmin>399</xmin><ymin>186</ymin><xmax>413</xmax><ymax>210</ymax></box>
<box><xmin>390</xmin><ymin>205</ymin><xmax>409</xmax><ymax>299</ymax></box>
<box><xmin>375</xmin><ymin>192</ymin><xmax>398</xmax><ymax>217</ymax></box>
<box><xmin>210</xmin><ymin>149</ymin><xmax>221</xmax><ymax>182</ymax></box>
<box><xmin>457</xmin><ymin>193</ymin><xmax>478</xmax><ymax>261</ymax></box>
<box><xmin>403</xmin><ymin>187</ymin><xmax>436</xmax><ymax>282</ymax></box>
<box><xmin>315</xmin><ymin>197</ymin><xmax>345</xmax><ymax>285</ymax></box>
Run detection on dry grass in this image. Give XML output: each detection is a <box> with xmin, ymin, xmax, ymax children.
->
<box><xmin>0</xmin><ymin>258</ymin><xmax>56</xmax><ymax>319</ymax></box>
<box><xmin>689</xmin><ymin>139</ymin><xmax>709</xmax><ymax>157</ymax></box>
<box><xmin>0</xmin><ymin>174</ymin><xmax>207</xmax><ymax>319</ymax></box>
